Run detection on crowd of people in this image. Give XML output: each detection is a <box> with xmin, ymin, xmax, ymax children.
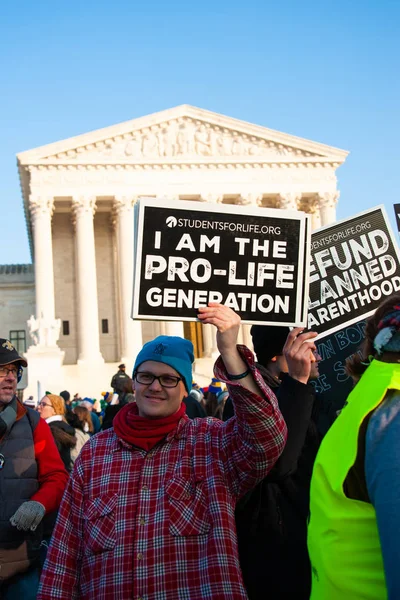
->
<box><xmin>0</xmin><ymin>298</ymin><xmax>399</xmax><ymax>599</ymax></box>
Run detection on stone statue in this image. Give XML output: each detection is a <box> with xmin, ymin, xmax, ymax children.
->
<box><xmin>27</xmin><ymin>315</ymin><xmax>39</xmax><ymax>345</ymax></box>
<box><xmin>163</xmin><ymin>124</ymin><xmax>176</xmax><ymax>157</ymax></box>
<box><xmin>231</xmin><ymin>134</ymin><xmax>245</xmax><ymax>156</ymax></box>
<box><xmin>194</xmin><ymin>125</ymin><xmax>211</xmax><ymax>156</ymax></box>
<box><xmin>141</xmin><ymin>128</ymin><xmax>158</xmax><ymax>157</ymax></box>
<box><xmin>124</xmin><ymin>134</ymin><xmax>141</xmax><ymax>157</ymax></box>
<box><xmin>176</xmin><ymin>126</ymin><xmax>187</xmax><ymax>155</ymax></box>
<box><xmin>27</xmin><ymin>315</ymin><xmax>62</xmax><ymax>347</ymax></box>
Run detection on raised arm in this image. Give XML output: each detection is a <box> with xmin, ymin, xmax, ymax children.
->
<box><xmin>198</xmin><ymin>303</ymin><xmax>287</xmax><ymax>498</ymax></box>
<box><xmin>198</xmin><ymin>303</ymin><xmax>263</xmax><ymax>396</ymax></box>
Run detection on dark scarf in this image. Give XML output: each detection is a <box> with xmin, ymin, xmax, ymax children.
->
<box><xmin>0</xmin><ymin>397</ymin><xmax>18</xmax><ymax>440</ymax></box>
<box><xmin>113</xmin><ymin>402</ymin><xmax>186</xmax><ymax>451</ymax></box>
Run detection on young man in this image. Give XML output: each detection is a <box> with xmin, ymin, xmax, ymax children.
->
<box><xmin>228</xmin><ymin>325</ymin><xmax>322</xmax><ymax>600</ymax></box>
<box><xmin>0</xmin><ymin>339</ymin><xmax>68</xmax><ymax>600</ymax></box>
<box><xmin>38</xmin><ymin>304</ymin><xmax>287</xmax><ymax>600</ymax></box>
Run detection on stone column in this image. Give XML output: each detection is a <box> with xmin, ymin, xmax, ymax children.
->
<box><xmin>202</xmin><ymin>323</ymin><xmax>218</xmax><ymax>357</ymax></box>
<box><xmin>72</xmin><ymin>196</ymin><xmax>104</xmax><ymax>365</ymax></box>
<box><xmin>165</xmin><ymin>321</ymin><xmax>185</xmax><ymax>338</ymax></box>
<box><xmin>113</xmin><ymin>196</ymin><xmax>143</xmax><ymax>366</ymax></box>
<box><xmin>29</xmin><ymin>195</ymin><xmax>56</xmax><ymax>326</ymax></box>
<box><xmin>24</xmin><ymin>195</ymin><xmax>65</xmax><ymax>399</ymax></box>
<box><xmin>310</xmin><ymin>206</ymin><xmax>322</xmax><ymax>230</ymax></box>
<box><xmin>277</xmin><ymin>192</ymin><xmax>302</xmax><ymax>211</ymax></box>
<box><xmin>317</xmin><ymin>192</ymin><xmax>339</xmax><ymax>225</ymax></box>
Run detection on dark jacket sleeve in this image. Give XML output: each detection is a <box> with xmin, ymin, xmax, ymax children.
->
<box><xmin>267</xmin><ymin>374</ymin><xmax>315</xmax><ymax>480</ymax></box>
<box><xmin>222</xmin><ymin>396</ymin><xmax>235</xmax><ymax>421</ymax></box>
<box><xmin>184</xmin><ymin>396</ymin><xmax>207</xmax><ymax>419</ymax></box>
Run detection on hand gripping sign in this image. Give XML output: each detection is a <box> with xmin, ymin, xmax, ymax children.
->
<box><xmin>132</xmin><ymin>198</ymin><xmax>311</xmax><ymax>326</ymax></box>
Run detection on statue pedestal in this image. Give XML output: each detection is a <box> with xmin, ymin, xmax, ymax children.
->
<box><xmin>23</xmin><ymin>345</ymin><xmax>65</xmax><ymax>398</ymax></box>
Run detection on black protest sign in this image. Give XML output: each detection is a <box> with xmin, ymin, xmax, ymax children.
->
<box><xmin>132</xmin><ymin>198</ymin><xmax>310</xmax><ymax>325</ymax></box>
<box><xmin>394</xmin><ymin>203</ymin><xmax>400</xmax><ymax>233</ymax></box>
<box><xmin>308</xmin><ymin>206</ymin><xmax>400</xmax><ymax>338</ymax></box>
<box><xmin>311</xmin><ymin>318</ymin><xmax>366</xmax><ymax>435</ymax></box>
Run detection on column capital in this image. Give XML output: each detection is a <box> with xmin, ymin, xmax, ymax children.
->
<box><xmin>316</xmin><ymin>191</ymin><xmax>340</xmax><ymax>209</ymax></box>
<box><xmin>113</xmin><ymin>195</ymin><xmax>137</xmax><ymax>215</ymax></box>
<box><xmin>201</xmin><ymin>193</ymin><xmax>224</xmax><ymax>203</ymax></box>
<box><xmin>237</xmin><ymin>193</ymin><xmax>263</xmax><ymax>206</ymax></box>
<box><xmin>28</xmin><ymin>195</ymin><xmax>55</xmax><ymax>219</ymax></box>
<box><xmin>71</xmin><ymin>195</ymin><xmax>97</xmax><ymax>218</ymax></box>
<box><xmin>277</xmin><ymin>192</ymin><xmax>302</xmax><ymax>210</ymax></box>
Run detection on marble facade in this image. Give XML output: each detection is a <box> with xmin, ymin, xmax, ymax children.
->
<box><xmin>13</xmin><ymin>104</ymin><xmax>348</xmax><ymax>397</ymax></box>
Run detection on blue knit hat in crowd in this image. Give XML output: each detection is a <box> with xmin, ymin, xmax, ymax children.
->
<box><xmin>208</xmin><ymin>377</ymin><xmax>224</xmax><ymax>395</ymax></box>
<box><xmin>133</xmin><ymin>335</ymin><xmax>194</xmax><ymax>393</ymax></box>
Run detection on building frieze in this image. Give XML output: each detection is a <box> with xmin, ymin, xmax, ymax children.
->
<box><xmin>26</xmin><ymin>163</ymin><xmax>337</xmax><ymax>187</ymax></box>
<box><xmin>24</xmin><ymin>157</ymin><xmax>342</xmax><ymax>169</ymax></box>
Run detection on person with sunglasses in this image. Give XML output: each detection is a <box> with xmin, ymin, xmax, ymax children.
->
<box><xmin>0</xmin><ymin>338</ymin><xmax>68</xmax><ymax>600</ymax></box>
<box><xmin>38</xmin><ymin>303</ymin><xmax>287</xmax><ymax>600</ymax></box>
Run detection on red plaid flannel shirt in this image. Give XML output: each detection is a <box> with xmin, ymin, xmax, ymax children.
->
<box><xmin>38</xmin><ymin>346</ymin><xmax>287</xmax><ymax>600</ymax></box>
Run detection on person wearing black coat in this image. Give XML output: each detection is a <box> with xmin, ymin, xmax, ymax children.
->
<box><xmin>184</xmin><ymin>389</ymin><xmax>207</xmax><ymax>419</ymax></box>
<box><xmin>48</xmin><ymin>420</ymin><xmax>76</xmax><ymax>472</ymax></box>
<box><xmin>102</xmin><ymin>379</ymin><xmax>135</xmax><ymax>431</ymax></box>
<box><xmin>225</xmin><ymin>325</ymin><xmax>322</xmax><ymax>600</ymax></box>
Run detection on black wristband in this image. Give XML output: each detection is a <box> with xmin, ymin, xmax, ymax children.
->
<box><xmin>226</xmin><ymin>368</ymin><xmax>251</xmax><ymax>381</ymax></box>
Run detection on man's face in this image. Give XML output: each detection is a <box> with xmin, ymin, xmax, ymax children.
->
<box><xmin>0</xmin><ymin>362</ymin><xmax>19</xmax><ymax>406</ymax></box>
<box><xmin>309</xmin><ymin>350</ymin><xmax>322</xmax><ymax>380</ymax></box>
<box><xmin>133</xmin><ymin>360</ymin><xmax>187</xmax><ymax>419</ymax></box>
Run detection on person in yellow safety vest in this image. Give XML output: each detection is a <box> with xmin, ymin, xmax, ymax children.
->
<box><xmin>308</xmin><ymin>293</ymin><xmax>400</xmax><ymax>600</ymax></box>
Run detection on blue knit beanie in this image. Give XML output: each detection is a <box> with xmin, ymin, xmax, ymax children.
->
<box><xmin>133</xmin><ymin>335</ymin><xmax>194</xmax><ymax>392</ymax></box>
<box><xmin>208</xmin><ymin>377</ymin><xmax>224</xmax><ymax>395</ymax></box>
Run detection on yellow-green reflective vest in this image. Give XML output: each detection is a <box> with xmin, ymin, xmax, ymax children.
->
<box><xmin>308</xmin><ymin>359</ymin><xmax>400</xmax><ymax>600</ymax></box>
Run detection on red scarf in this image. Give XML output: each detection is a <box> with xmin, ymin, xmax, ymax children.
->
<box><xmin>113</xmin><ymin>402</ymin><xmax>186</xmax><ymax>451</ymax></box>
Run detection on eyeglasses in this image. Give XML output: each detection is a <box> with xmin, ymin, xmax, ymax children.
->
<box><xmin>0</xmin><ymin>366</ymin><xmax>18</xmax><ymax>378</ymax></box>
<box><xmin>134</xmin><ymin>371</ymin><xmax>182</xmax><ymax>388</ymax></box>
<box><xmin>38</xmin><ymin>401</ymin><xmax>53</xmax><ymax>409</ymax></box>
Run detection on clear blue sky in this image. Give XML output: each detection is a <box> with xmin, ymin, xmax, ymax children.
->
<box><xmin>1</xmin><ymin>0</ymin><xmax>399</xmax><ymax>264</ymax></box>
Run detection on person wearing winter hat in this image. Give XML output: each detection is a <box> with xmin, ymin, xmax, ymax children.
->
<box><xmin>184</xmin><ymin>387</ymin><xmax>207</xmax><ymax>419</ymax></box>
<box><xmin>205</xmin><ymin>377</ymin><xmax>225</xmax><ymax>417</ymax></box>
<box><xmin>214</xmin><ymin>390</ymin><xmax>230</xmax><ymax>420</ymax></box>
<box><xmin>39</xmin><ymin>303</ymin><xmax>287</xmax><ymax>600</ymax></box>
<box><xmin>59</xmin><ymin>390</ymin><xmax>72</xmax><ymax>412</ymax></box>
<box><xmin>0</xmin><ymin>339</ymin><xmax>68</xmax><ymax>599</ymax></box>
<box><xmin>229</xmin><ymin>324</ymin><xmax>322</xmax><ymax>600</ymax></box>
<box><xmin>23</xmin><ymin>395</ymin><xmax>36</xmax><ymax>409</ymax></box>
<box><xmin>79</xmin><ymin>398</ymin><xmax>101</xmax><ymax>433</ymax></box>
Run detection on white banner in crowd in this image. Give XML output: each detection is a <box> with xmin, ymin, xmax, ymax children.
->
<box><xmin>308</xmin><ymin>205</ymin><xmax>400</xmax><ymax>338</ymax></box>
<box><xmin>132</xmin><ymin>198</ymin><xmax>311</xmax><ymax>326</ymax></box>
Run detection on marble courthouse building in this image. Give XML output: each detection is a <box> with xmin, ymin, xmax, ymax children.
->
<box><xmin>4</xmin><ymin>105</ymin><xmax>348</xmax><ymax>398</ymax></box>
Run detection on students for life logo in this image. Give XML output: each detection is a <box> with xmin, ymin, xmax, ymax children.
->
<box><xmin>166</xmin><ymin>216</ymin><xmax>178</xmax><ymax>228</ymax></box>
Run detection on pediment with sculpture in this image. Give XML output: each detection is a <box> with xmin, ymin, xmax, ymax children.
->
<box><xmin>42</xmin><ymin>118</ymin><xmax>324</xmax><ymax>162</ymax></box>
